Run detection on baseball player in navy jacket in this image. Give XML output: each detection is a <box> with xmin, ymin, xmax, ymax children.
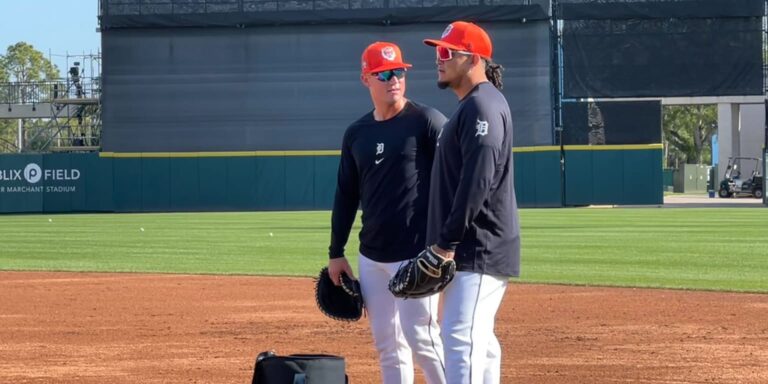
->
<box><xmin>328</xmin><ymin>42</ymin><xmax>449</xmax><ymax>384</ymax></box>
<box><xmin>423</xmin><ymin>22</ymin><xmax>522</xmax><ymax>384</ymax></box>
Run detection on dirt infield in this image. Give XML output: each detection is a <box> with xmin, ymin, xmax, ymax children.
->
<box><xmin>1</xmin><ymin>272</ymin><xmax>766</xmax><ymax>383</ymax></box>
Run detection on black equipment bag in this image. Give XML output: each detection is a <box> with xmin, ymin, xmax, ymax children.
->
<box><xmin>252</xmin><ymin>351</ymin><xmax>348</xmax><ymax>384</ymax></box>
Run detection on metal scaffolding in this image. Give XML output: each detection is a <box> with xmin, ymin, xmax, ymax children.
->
<box><xmin>0</xmin><ymin>52</ymin><xmax>101</xmax><ymax>153</ymax></box>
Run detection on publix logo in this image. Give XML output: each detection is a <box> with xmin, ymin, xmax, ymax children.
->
<box><xmin>24</xmin><ymin>163</ymin><xmax>42</xmax><ymax>183</ymax></box>
<box><xmin>0</xmin><ymin>163</ymin><xmax>80</xmax><ymax>184</ymax></box>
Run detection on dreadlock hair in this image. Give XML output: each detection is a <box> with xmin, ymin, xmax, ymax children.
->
<box><xmin>483</xmin><ymin>59</ymin><xmax>504</xmax><ymax>90</ymax></box>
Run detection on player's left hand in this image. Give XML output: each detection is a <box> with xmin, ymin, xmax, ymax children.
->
<box><xmin>388</xmin><ymin>246</ymin><xmax>456</xmax><ymax>299</ymax></box>
<box><xmin>430</xmin><ymin>244</ymin><xmax>455</xmax><ymax>260</ymax></box>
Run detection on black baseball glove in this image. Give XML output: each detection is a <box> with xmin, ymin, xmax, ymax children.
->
<box><xmin>388</xmin><ymin>246</ymin><xmax>456</xmax><ymax>299</ymax></box>
<box><xmin>315</xmin><ymin>266</ymin><xmax>364</xmax><ymax>322</ymax></box>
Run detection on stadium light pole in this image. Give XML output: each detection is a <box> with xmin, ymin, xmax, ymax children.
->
<box><xmin>17</xmin><ymin>119</ymin><xmax>23</xmax><ymax>153</ymax></box>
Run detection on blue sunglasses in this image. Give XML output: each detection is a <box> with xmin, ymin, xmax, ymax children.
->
<box><xmin>373</xmin><ymin>69</ymin><xmax>406</xmax><ymax>82</ymax></box>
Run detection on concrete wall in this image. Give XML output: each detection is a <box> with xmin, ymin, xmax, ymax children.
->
<box><xmin>739</xmin><ymin>103</ymin><xmax>765</xmax><ymax>177</ymax></box>
<box><xmin>716</xmin><ymin>102</ymin><xmax>765</xmax><ymax>181</ymax></box>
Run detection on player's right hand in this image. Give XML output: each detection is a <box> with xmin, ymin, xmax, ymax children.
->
<box><xmin>328</xmin><ymin>257</ymin><xmax>356</xmax><ymax>286</ymax></box>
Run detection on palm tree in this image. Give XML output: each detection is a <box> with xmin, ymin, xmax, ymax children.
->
<box><xmin>663</xmin><ymin>105</ymin><xmax>717</xmax><ymax>168</ymax></box>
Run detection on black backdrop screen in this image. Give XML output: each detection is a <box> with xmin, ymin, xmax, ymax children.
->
<box><xmin>562</xmin><ymin>17</ymin><xmax>763</xmax><ymax>98</ymax></box>
<box><xmin>561</xmin><ymin>101</ymin><xmax>661</xmax><ymax>145</ymax></box>
<box><xmin>101</xmin><ymin>21</ymin><xmax>553</xmax><ymax>151</ymax></box>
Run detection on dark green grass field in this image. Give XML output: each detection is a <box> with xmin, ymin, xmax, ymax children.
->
<box><xmin>1</xmin><ymin>208</ymin><xmax>766</xmax><ymax>292</ymax></box>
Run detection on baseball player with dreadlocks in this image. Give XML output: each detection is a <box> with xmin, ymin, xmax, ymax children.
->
<box><xmin>423</xmin><ymin>21</ymin><xmax>521</xmax><ymax>384</ymax></box>
<box><xmin>327</xmin><ymin>42</ymin><xmax>448</xmax><ymax>384</ymax></box>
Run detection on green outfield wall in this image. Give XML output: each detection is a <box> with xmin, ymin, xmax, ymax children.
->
<box><xmin>561</xmin><ymin>145</ymin><xmax>664</xmax><ymax>206</ymax></box>
<box><xmin>0</xmin><ymin>153</ymin><xmax>113</xmax><ymax>213</ymax></box>
<box><xmin>0</xmin><ymin>146</ymin><xmax>662</xmax><ymax>213</ymax></box>
<box><xmin>106</xmin><ymin>151</ymin><xmax>339</xmax><ymax>212</ymax></box>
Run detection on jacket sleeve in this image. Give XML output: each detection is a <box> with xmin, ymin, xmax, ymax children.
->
<box><xmin>426</xmin><ymin>107</ymin><xmax>448</xmax><ymax>151</ymax></box>
<box><xmin>328</xmin><ymin>130</ymin><xmax>360</xmax><ymax>258</ymax></box>
<box><xmin>436</xmin><ymin>99</ymin><xmax>504</xmax><ymax>251</ymax></box>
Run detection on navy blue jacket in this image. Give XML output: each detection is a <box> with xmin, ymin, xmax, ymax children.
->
<box><xmin>329</xmin><ymin>101</ymin><xmax>447</xmax><ymax>263</ymax></box>
<box><xmin>426</xmin><ymin>82</ymin><xmax>521</xmax><ymax>277</ymax></box>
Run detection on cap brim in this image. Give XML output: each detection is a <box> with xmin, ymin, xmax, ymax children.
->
<box><xmin>365</xmin><ymin>62</ymin><xmax>412</xmax><ymax>74</ymax></box>
<box><xmin>423</xmin><ymin>39</ymin><xmax>464</xmax><ymax>51</ymax></box>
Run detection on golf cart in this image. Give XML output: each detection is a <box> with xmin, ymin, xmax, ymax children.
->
<box><xmin>718</xmin><ymin>157</ymin><xmax>764</xmax><ymax>199</ymax></box>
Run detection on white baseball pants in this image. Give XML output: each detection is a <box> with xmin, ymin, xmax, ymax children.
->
<box><xmin>358</xmin><ymin>254</ymin><xmax>447</xmax><ymax>384</ymax></box>
<box><xmin>441</xmin><ymin>271</ymin><xmax>508</xmax><ymax>384</ymax></box>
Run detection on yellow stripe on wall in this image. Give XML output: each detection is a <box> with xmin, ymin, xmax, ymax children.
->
<box><xmin>512</xmin><ymin>144</ymin><xmax>662</xmax><ymax>153</ymax></box>
<box><xmin>99</xmin><ymin>150</ymin><xmax>342</xmax><ymax>158</ymax></box>
<box><xmin>563</xmin><ymin>144</ymin><xmax>663</xmax><ymax>151</ymax></box>
<box><xmin>512</xmin><ymin>146</ymin><xmax>561</xmax><ymax>153</ymax></box>
<box><xmin>99</xmin><ymin>144</ymin><xmax>661</xmax><ymax>158</ymax></box>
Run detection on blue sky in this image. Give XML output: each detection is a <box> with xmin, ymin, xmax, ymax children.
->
<box><xmin>0</xmin><ymin>1</ymin><xmax>101</xmax><ymax>78</ymax></box>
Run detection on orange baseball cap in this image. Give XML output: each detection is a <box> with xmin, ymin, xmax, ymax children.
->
<box><xmin>423</xmin><ymin>21</ymin><xmax>493</xmax><ymax>60</ymax></box>
<box><xmin>361</xmin><ymin>42</ymin><xmax>412</xmax><ymax>74</ymax></box>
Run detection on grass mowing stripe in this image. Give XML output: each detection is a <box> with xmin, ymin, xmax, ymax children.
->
<box><xmin>0</xmin><ymin>209</ymin><xmax>766</xmax><ymax>292</ymax></box>
<box><xmin>519</xmin><ymin>208</ymin><xmax>768</xmax><ymax>292</ymax></box>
